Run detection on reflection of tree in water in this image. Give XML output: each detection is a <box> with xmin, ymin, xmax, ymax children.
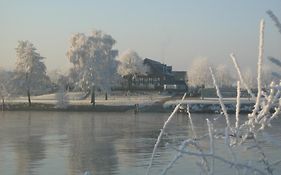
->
<box><xmin>13</xmin><ymin>113</ymin><xmax>46</xmax><ymax>175</ymax></box>
<box><xmin>68</xmin><ymin>114</ymin><xmax>118</xmax><ymax>175</ymax></box>
<box><xmin>14</xmin><ymin>135</ymin><xmax>46</xmax><ymax>175</ymax></box>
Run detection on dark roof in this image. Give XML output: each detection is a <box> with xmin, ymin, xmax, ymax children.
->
<box><xmin>143</xmin><ymin>58</ymin><xmax>173</xmax><ymax>77</ymax></box>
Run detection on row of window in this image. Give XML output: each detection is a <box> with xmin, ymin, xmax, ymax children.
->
<box><xmin>132</xmin><ymin>77</ymin><xmax>161</xmax><ymax>84</ymax></box>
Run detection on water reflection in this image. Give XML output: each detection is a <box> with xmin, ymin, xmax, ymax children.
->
<box><xmin>67</xmin><ymin>113</ymin><xmax>118</xmax><ymax>175</ymax></box>
<box><xmin>14</xmin><ymin>135</ymin><xmax>46</xmax><ymax>175</ymax></box>
<box><xmin>0</xmin><ymin>112</ymin><xmax>230</xmax><ymax>175</ymax></box>
<box><xmin>0</xmin><ymin>112</ymin><xmax>47</xmax><ymax>175</ymax></box>
<box><xmin>0</xmin><ymin>112</ymin><xmax>280</xmax><ymax>175</ymax></box>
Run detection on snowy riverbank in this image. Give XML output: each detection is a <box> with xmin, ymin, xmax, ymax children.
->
<box><xmin>3</xmin><ymin>92</ymin><xmax>172</xmax><ymax>112</ymax></box>
<box><xmin>163</xmin><ymin>97</ymin><xmax>255</xmax><ymax>113</ymax></box>
<box><xmin>2</xmin><ymin>93</ymin><xmax>257</xmax><ymax>113</ymax></box>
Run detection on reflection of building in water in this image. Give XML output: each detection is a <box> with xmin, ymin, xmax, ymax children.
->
<box><xmin>67</xmin><ymin>114</ymin><xmax>118</xmax><ymax>175</ymax></box>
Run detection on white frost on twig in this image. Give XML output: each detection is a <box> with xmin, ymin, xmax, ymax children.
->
<box><xmin>210</xmin><ymin>67</ymin><xmax>230</xmax><ymax>128</ymax></box>
<box><xmin>235</xmin><ymin>81</ymin><xmax>241</xmax><ymax>130</ymax></box>
<box><xmin>187</xmin><ymin>105</ymin><xmax>197</xmax><ymax>138</ymax></box>
<box><xmin>176</xmin><ymin>149</ymin><xmax>267</xmax><ymax>175</ymax></box>
<box><xmin>207</xmin><ymin>119</ymin><xmax>214</xmax><ymax>175</ymax></box>
<box><xmin>249</xmin><ymin>19</ymin><xmax>265</xmax><ymax>127</ymax></box>
<box><xmin>230</xmin><ymin>53</ymin><xmax>255</xmax><ymax>99</ymax></box>
<box><xmin>146</xmin><ymin>93</ymin><xmax>186</xmax><ymax>175</ymax></box>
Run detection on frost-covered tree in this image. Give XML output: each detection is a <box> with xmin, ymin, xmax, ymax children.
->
<box><xmin>262</xmin><ymin>65</ymin><xmax>276</xmax><ymax>87</ymax></box>
<box><xmin>0</xmin><ymin>68</ymin><xmax>11</xmax><ymax>110</ymax></box>
<box><xmin>117</xmin><ymin>49</ymin><xmax>147</xmax><ymax>90</ymax></box>
<box><xmin>215</xmin><ymin>64</ymin><xmax>234</xmax><ymax>87</ymax></box>
<box><xmin>13</xmin><ymin>40</ymin><xmax>51</xmax><ymax>106</ymax></box>
<box><xmin>187</xmin><ymin>57</ymin><xmax>212</xmax><ymax>88</ymax></box>
<box><xmin>66</xmin><ymin>30</ymin><xmax>119</xmax><ymax>104</ymax></box>
<box><xmin>243</xmin><ymin>66</ymin><xmax>275</xmax><ymax>90</ymax></box>
<box><xmin>243</xmin><ymin>68</ymin><xmax>256</xmax><ymax>89</ymax></box>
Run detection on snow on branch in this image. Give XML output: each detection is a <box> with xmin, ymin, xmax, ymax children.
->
<box><xmin>176</xmin><ymin>149</ymin><xmax>267</xmax><ymax>175</ymax></box>
<box><xmin>230</xmin><ymin>53</ymin><xmax>256</xmax><ymax>99</ymax></box>
<box><xmin>248</xmin><ymin>19</ymin><xmax>265</xmax><ymax>128</ymax></box>
<box><xmin>146</xmin><ymin>93</ymin><xmax>186</xmax><ymax>175</ymax></box>
<box><xmin>148</xmin><ymin>18</ymin><xmax>281</xmax><ymax>175</ymax></box>
<box><xmin>209</xmin><ymin>67</ymin><xmax>230</xmax><ymax>128</ymax></box>
<box><xmin>267</xmin><ymin>10</ymin><xmax>281</xmax><ymax>34</ymax></box>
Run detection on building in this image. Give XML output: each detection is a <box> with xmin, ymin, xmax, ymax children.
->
<box><xmin>164</xmin><ymin>71</ymin><xmax>188</xmax><ymax>92</ymax></box>
<box><xmin>121</xmin><ymin>58</ymin><xmax>188</xmax><ymax>92</ymax></box>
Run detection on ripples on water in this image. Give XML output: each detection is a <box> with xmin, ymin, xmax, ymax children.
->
<box><xmin>0</xmin><ymin>112</ymin><xmax>280</xmax><ymax>175</ymax></box>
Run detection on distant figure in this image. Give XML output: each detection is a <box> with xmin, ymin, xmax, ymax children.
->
<box><xmin>134</xmin><ymin>104</ymin><xmax>139</xmax><ymax>114</ymax></box>
<box><xmin>91</xmin><ymin>86</ymin><xmax>95</xmax><ymax>107</ymax></box>
<box><xmin>200</xmin><ymin>85</ymin><xmax>205</xmax><ymax>100</ymax></box>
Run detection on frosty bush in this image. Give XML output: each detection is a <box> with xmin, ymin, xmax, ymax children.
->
<box><xmin>147</xmin><ymin>17</ymin><xmax>281</xmax><ymax>175</ymax></box>
<box><xmin>55</xmin><ymin>75</ymin><xmax>69</xmax><ymax>109</ymax></box>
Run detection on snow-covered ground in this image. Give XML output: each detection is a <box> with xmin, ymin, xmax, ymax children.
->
<box><xmin>6</xmin><ymin>92</ymin><xmax>170</xmax><ymax>106</ymax></box>
<box><xmin>5</xmin><ymin>93</ymin><xmax>256</xmax><ymax>113</ymax></box>
<box><xmin>164</xmin><ymin>97</ymin><xmax>255</xmax><ymax>113</ymax></box>
<box><xmin>164</xmin><ymin>97</ymin><xmax>254</xmax><ymax>107</ymax></box>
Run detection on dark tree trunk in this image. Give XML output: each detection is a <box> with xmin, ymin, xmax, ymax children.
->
<box><xmin>2</xmin><ymin>98</ymin><xmax>4</xmax><ymax>111</ymax></box>
<box><xmin>128</xmin><ymin>75</ymin><xmax>133</xmax><ymax>91</ymax></box>
<box><xmin>105</xmin><ymin>92</ymin><xmax>108</xmax><ymax>100</ymax></box>
<box><xmin>26</xmin><ymin>73</ymin><xmax>31</xmax><ymax>107</ymax></box>
<box><xmin>27</xmin><ymin>88</ymin><xmax>31</xmax><ymax>107</ymax></box>
<box><xmin>90</xmin><ymin>86</ymin><xmax>95</xmax><ymax>107</ymax></box>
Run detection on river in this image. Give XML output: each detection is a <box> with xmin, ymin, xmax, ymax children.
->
<box><xmin>0</xmin><ymin>111</ymin><xmax>281</xmax><ymax>175</ymax></box>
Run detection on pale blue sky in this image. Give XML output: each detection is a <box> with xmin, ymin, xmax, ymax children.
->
<box><xmin>0</xmin><ymin>0</ymin><xmax>281</xmax><ymax>71</ymax></box>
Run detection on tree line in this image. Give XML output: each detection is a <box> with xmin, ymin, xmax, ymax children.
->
<box><xmin>0</xmin><ymin>29</ymin><xmax>277</xmax><ymax>106</ymax></box>
<box><xmin>0</xmin><ymin>30</ymin><xmax>148</xmax><ymax>106</ymax></box>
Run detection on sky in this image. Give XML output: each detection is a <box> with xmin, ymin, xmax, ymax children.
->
<box><xmin>0</xmin><ymin>0</ymin><xmax>281</xmax><ymax>72</ymax></box>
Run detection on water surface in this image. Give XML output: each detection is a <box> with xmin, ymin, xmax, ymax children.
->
<box><xmin>0</xmin><ymin>111</ymin><xmax>280</xmax><ymax>175</ymax></box>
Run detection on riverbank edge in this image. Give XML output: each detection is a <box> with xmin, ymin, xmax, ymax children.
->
<box><xmin>1</xmin><ymin>103</ymin><xmax>134</xmax><ymax>112</ymax></box>
<box><xmin>1</xmin><ymin>101</ymin><xmax>256</xmax><ymax>113</ymax></box>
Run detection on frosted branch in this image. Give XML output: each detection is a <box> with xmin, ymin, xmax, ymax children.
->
<box><xmin>160</xmin><ymin>139</ymin><xmax>190</xmax><ymax>175</ymax></box>
<box><xmin>249</xmin><ymin>19</ymin><xmax>265</xmax><ymax>126</ymax></box>
<box><xmin>235</xmin><ymin>81</ymin><xmax>241</xmax><ymax>130</ymax></box>
<box><xmin>207</xmin><ymin>119</ymin><xmax>214</xmax><ymax>175</ymax></box>
<box><xmin>230</xmin><ymin>53</ymin><xmax>255</xmax><ymax>99</ymax></box>
<box><xmin>176</xmin><ymin>150</ymin><xmax>267</xmax><ymax>175</ymax></box>
<box><xmin>209</xmin><ymin>67</ymin><xmax>231</xmax><ymax>128</ymax></box>
<box><xmin>187</xmin><ymin>105</ymin><xmax>197</xmax><ymax>138</ymax></box>
<box><xmin>146</xmin><ymin>93</ymin><xmax>186</xmax><ymax>175</ymax></box>
<box><xmin>267</xmin><ymin>10</ymin><xmax>281</xmax><ymax>34</ymax></box>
